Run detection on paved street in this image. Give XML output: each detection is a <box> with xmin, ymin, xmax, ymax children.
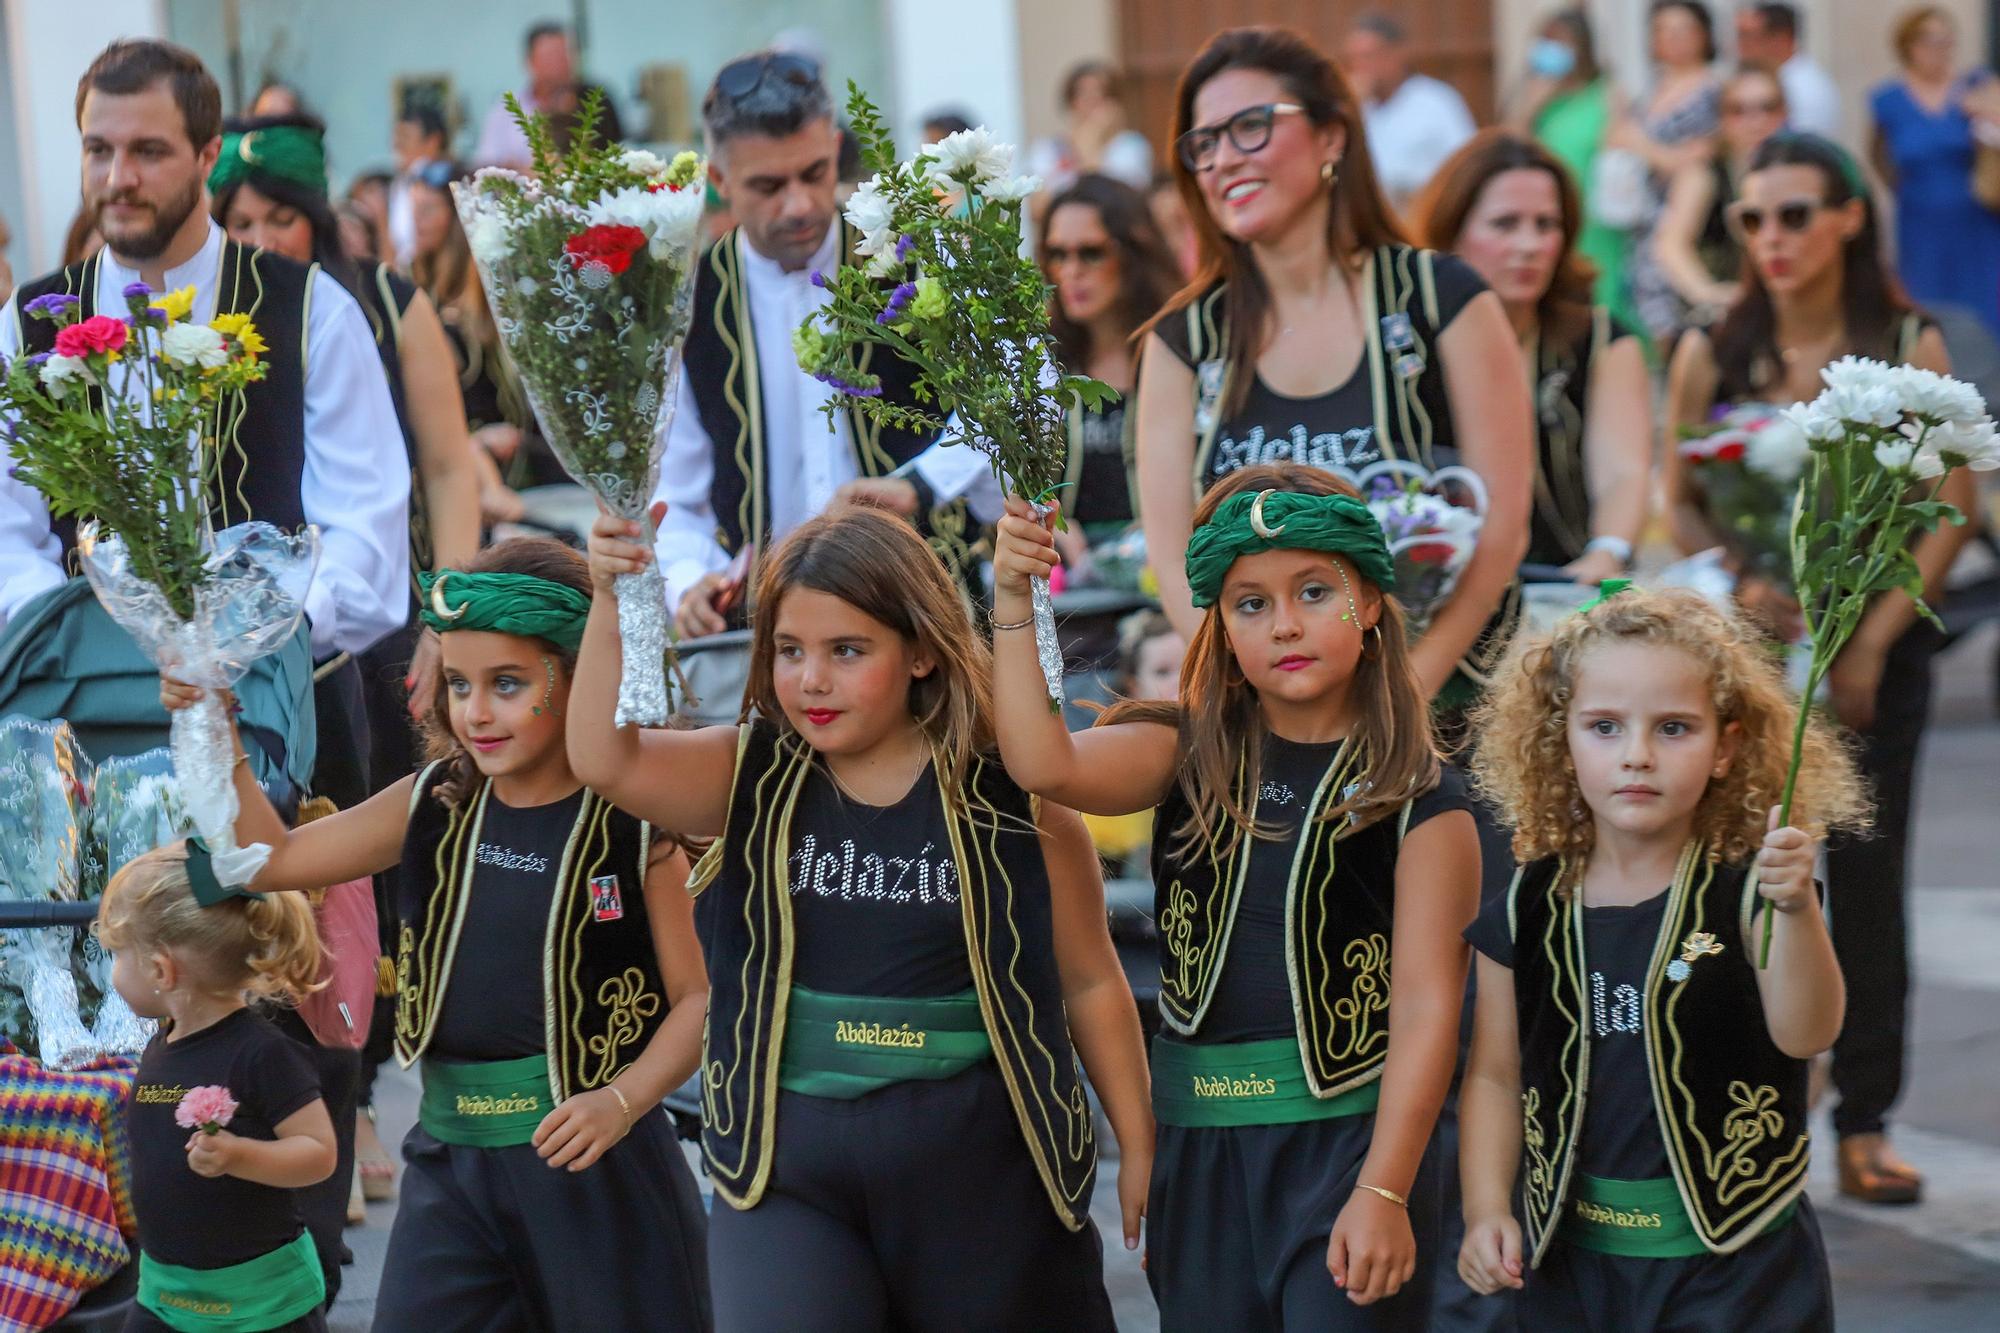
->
<box><xmin>333</xmin><ymin>625</ymin><xmax>2000</xmax><ymax>1332</ymax></box>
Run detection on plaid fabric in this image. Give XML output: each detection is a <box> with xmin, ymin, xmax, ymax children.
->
<box><xmin>0</xmin><ymin>1048</ymin><xmax>136</xmax><ymax>1332</ymax></box>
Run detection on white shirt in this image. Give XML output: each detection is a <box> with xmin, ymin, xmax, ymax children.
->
<box><xmin>1363</xmin><ymin>73</ymin><xmax>1477</xmax><ymax>203</ymax></box>
<box><xmin>474</xmin><ymin>88</ymin><xmax>538</xmax><ymax>171</ymax></box>
<box><xmin>0</xmin><ymin>220</ymin><xmax>411</xmax><ymax>658</ymax></box>
<box><xmin>386</xmin><ymin>167</ymin><xmax>428</xmax><ymax>268</ymax></box>
<box><xmin>651</xmin><ymin>223</ymin><xmax>1002</xmax><ymax>612</ymax></box>
<box><xmin>1779</xmin><ymin>54</ymin><xmax>1842</xmax><ymax>142</ymax></box>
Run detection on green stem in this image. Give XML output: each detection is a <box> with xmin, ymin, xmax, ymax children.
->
<box><xmin>1760</xmin><ymin>658</ymin><xmax>1825</xmax><ymax>967</ymax></box>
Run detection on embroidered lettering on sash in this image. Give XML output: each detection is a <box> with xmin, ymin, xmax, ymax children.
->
<box><xmin>453</xmin><ymin>1092</ymin><xmax>541</xmax><ymax>1116</ymax></box>
<box><xmin>158</xmin><ymin>1293</ymin><xmax>233</xmax><ymax>1315</ymax></box>
<box><xmin>833</xmin><ymin>1020</ymin><xmax>929</xmax><ymax>1049</ymax></box>
<box><xmin>1190</xmin><ymin>1072</ymin><xmax>1280</xmax><ymax>1099</ymax></box>
<box><xmin>1573</xmin><ymin>1199</ymin><xmax>1664</xmax><ymax>1229</ymax></box>
<box><xmin>134</xmin><ymin>1083</ymin><xmax>190</xmax><ymax>1104</ymax></box>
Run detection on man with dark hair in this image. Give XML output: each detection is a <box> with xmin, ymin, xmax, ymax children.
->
<box><xmin>1341</xmin><ymin>11</ymin><xmax>1476</xmax><ymax>208</ymax></box>
<box><xmin>653</xmin><ymin>51</ymin><xmax>998</xmax><ymax>637</ymax></box>
<box><xmin>388</xmin><ymin>104</ymin><xmax>450</xmax><ymax>266</ymax></box>
<box><xmin>1736</xmin><ymin>2</ymin><xmax>1839</xmax><ymax>138</ymax></box>
<box><xmin>0</xmin><ymin>35</ymin><xmax>407</xmax><ymax>1307</ymax></box>
<box><xmin>473</xmin><ymin>20</ymin><xmax>624</xmax><ymax>169</ymax></box>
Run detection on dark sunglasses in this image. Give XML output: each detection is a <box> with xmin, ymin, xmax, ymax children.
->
<box><xmin>1727</xmin><ymin>196</ymin><xmax>1826</xmax><ymax>237</ymax></box>
<box><xmin>1175</xmin><ymin>102</ymin><xmax>1308</xmax><ymax>172</ymax></box>
<box><xmin>1044</xmin><ymin>244</ymin><xmax>1111</xmax><ymax>268</ymax></box>
<box><xmin>714</xmin><ymin>52</ymin><xmax>822</xmax><ymax>102</ymax></box>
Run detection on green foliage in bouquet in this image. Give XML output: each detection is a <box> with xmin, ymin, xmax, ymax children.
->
<box><xmin>793</xmin><ymin>85</ymin><xmax>1115</xmax><ymax>509</ymax></box>
<box><xmin>1</xmin><ymin>284</ymin><xmax>268</xmax><ymax>618</ymax></box>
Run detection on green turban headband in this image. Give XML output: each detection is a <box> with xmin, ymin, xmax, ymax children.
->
<box><xmin>209</xmin><ymin>124</ymin><xmax>328</xmax><ymax>198</ymax></box>
<box><xmin>1184</xmin><ymin>489</ymin><xmax>1396</xmax><ymax>609</ymax></box>
<box><xmin>417</xmin><ymin>570</ymin><xmax>591</xmax><ymax>651</ymax></box>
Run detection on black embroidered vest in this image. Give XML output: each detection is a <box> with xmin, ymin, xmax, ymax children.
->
<box><xmin>1510</xmin><ymin>846</ymin><xmax>1810</xmax><ymax>1262</ymax></box>
<box><xmin>680</xmin><ymin>222</ymin><xmax>981</xmax><ymax>598</ymax></box>
<box><xmin>1150</xmin><ymin>746</ymin><xmax>1417</xmax><ymax>1096</ymax></box>
<box><xmin>11</xmin><ymin>242</ymin><xmax>311</xmax><ymax>559</ymax></box>
<box><xmin>393</xmin><ymin>762</ymin><xmax>666</xmax><ymax>1103</ymax></box>
<box><xmin>1529</xmin><ymin>307</ymin><xmax>1619</xmax><ymax>567</ymax></box>
<box><xmin>688</xmin><ymin>718</ymin><xmax>1097</xmax><ymax>1228</ymax></box>
<box><xmin>355</xmin><ymin>262</ymin><xmax>430</xmax><ymax>589</ymax></box>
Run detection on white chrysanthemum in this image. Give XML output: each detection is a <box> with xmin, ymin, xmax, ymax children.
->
<box><xmin>1917</xmin><ymin>415</ymin><xmax>2000</xmax><ymax>474</ymax></box>
<box><xmin>1872</xmin><ymin>439</ymin><xmax>1915</xmax><ymax>471</ymax></box>
<box><xmin>160</xmin><ymin>322</ymin><xmax>229</xmax><ymax>369</ymax></box>
<box><xmin>1781</xmin><ymin>399</ymin><xmax>1844</xmax><ymax>444</ymax></box>
<box><xmin>1746</xmin><ymin>413</ymin><xmax>1811</xmax><ymax>483</ymax></box>
<box><xmin>926</xmin><ymin>126</ymin><xmax>1012</xmax><ymax>184</ymax></box>
<box><xmin>620</xmin><ymin>148</ymin><xmax>668</xmax><ymax>179</ymax></box>
<box><xmin>1888</xmin><ymin>364</ymin><xmax>1987</xmax><ymax>425</ymax></box>
<box><xmin>844</xmin><ymin>176</ymin><xmax>896</xmax><ymax>240</ymax></box>
<box><xmin>466</xmin><ymin>211</ymin><xmax>514</xmax><ymax>266</ymax></box>
<box><xmin>863</xmin><ymin>245</ymin><xmax>902</xmax><ymax>280</ymax></box>
<box><xmin>1820</xmin><ymin>354</ymin><xmax>1892</xmax><ymax>396</ymax></box>
<box><xmin>854</xmin><ymin>225</ymin><xmax>898</xmax><ymax>259</ymax></box>
<box><xmin>644</xmin><ymin>187</ymin><xmax>705</xmax><ymax>262</ymax></box>
<box><xmin>38</xmin><ymin>353</ymin><xmax>86</xmax><ymax>385</ymax></box>
<box><xmin>586</xmin><ymin>186</ymin><xmax>654</xmax><ymax>232</ymax></box>
<box><xmin>981</xmin><ymin>174</ymin><xmax>1042</xmax><ymax>204</ymax></box>
<box><xmin>1818</xmin><ymin>380</ymin><xmax>1904</xmax><ymax>430</ymax></box>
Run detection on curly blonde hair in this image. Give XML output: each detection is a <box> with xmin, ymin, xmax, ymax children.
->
<box><xmin>97</xmin><ymin>841</ymin><xmax>324</xmax><ymax>1003</ymax></box>
<box><xmin>1468</xmin><ymin>587</ymin><xmax>1869</xmax><ymax>868</ymax></box>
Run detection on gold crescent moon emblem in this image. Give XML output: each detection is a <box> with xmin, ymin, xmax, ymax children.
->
<box><xmin>429</xmin><ymin>572</ymin><xmax>466</xmax><ymax>622</ymax></box>
<box><xmin>1249</xmin><ymin>489</ymin><xmax>1286</xmax><ymax>539</ymax></box>
<box><xmin>238</xmin><ymin>132</ymin><xmax>261</xmax><ymax>166</ymax></box>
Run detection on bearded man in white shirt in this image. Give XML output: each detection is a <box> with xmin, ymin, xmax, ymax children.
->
<box><xmin>0</xmin><ymin>40</ymin><xmax>409</xmax><ymax>814</ymax></box>
<box><xmin>656</xmin><ymin>51</ymin><xmax>999</xmax><ymax>638</ymax></box>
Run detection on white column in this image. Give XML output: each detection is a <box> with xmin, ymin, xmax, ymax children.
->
<box><xmin>3</xmin><ymin>0</ymin><xmax>168</xmax><ymax>276</ymax></box>
<box><xmin>882</xmin><ymin>0</ymin><xmax>1025</xmax><ymax>152</ymax></box>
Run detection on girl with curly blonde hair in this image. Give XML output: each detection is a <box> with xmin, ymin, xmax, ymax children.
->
<box><xmin>1455</xmin><ymin>586</ymin><xmax>1864</xmax><ymax>1330</ymax></box>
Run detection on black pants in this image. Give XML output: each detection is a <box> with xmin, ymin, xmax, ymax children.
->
<box><xmin>707</xmin><ymin>1064</ymin><xmax>1115</xmax><ymax>1333</ymax></box>
<box><xmin>126</xmin><ymin>1307</ymin><xmax>326</xmax><ymax>1332</ymax></box>
<box><xmin>266</xmin><ymin>1007</ymin><xmax>359</xmax><ymax>1307</ymax></box>
<box><xmin>1827</xmin><ymin>623</ymin><xmax>1940</xmax><ymax>1139</ymax></box>
<box><xmin>376</xmin><ymin>1110</ymin><xmax>711</xmax><ymax>1331</ymax></box>
<box><xmin>1520</xmin><ymin>1197</ymin><xmax>1834</xmax><ymax>1331</ymax></box>
<box><xmin>1147</xmin><ymin>1112</ymin><xmax>1439</xmax><ymax>1332</ymax></box>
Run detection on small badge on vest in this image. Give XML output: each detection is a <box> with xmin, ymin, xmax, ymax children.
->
<box><xmin>1381</xmin><ymin>312</ymin><xmax>1415</xmax><ymax>352</ymax></box>
<box><xmin>590</xmin><ymin>874</ymin><xmax>624</xmax><ymax>922</ymax></box>
<box><xmin>1665</xmin><ymin>930</ymin><xmax>1724</xmax><ymax>982</ymax></box>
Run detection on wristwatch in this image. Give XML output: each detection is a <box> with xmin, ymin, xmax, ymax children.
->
<box><xmin>1583</xmin><ymin>535</ymin><xmax>1634</xmax><ymax>568</ymax></box>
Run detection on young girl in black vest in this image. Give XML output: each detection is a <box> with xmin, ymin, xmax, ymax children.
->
<box><xmin>160</xmin><ymin>537</ymin><xmax>711</xmax><ymax>1333</ymax></box>
<box><xmin>990</xmin><ymin>461</ymin><xmax>1480</xmax><ymax>1330</ymax></box>
<box><xmin>573</xmin><ymin>502</ymin><xmax>1152</xmax><ymax>1332</ymax></box>
<box><xmin>100</xmin><ymin>841</ymin><xmax>335</xmax><ymax>1333</ymax></box>
<box><xmin>1458</xmin><ymin>586</ymin><xmax>1864</xmax><ymax>1329</ymax></box>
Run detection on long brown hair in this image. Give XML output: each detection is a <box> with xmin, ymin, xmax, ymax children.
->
<box><xmin>1039</xmin><ymin>174</ymin><xmax>1183</xmax><ymax>372</ymax></box>
<box><xmin>1412</xmin><ymin>128</ymin><xmax>1596</xmax><ymax>347</ymax></box>
<box><xmin>1142</xmin><ymin>26</ymin><xmax>1410</xmax><ymax>420</ymax></box>
<box><xmin>1104</xmin><ymin>462</ymin><xmax>1438</xmax><ymax>855</ymax></box>
<box><xmin>743</xmin><ymin>505</ymin><xmax>994</xmax><ymax>784</ymax></box>
<box><xmin>418</xmin><ymin>537</ymin><xmax>593</xmax><ymax>809</ymax></box>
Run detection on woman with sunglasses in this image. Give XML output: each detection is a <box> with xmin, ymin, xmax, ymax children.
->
<box><xmin>1135</xmin><ymin>26</ymin><xmax>1532</xmax><ymax>716</ymax></box>
<box><xmin>1639</xmin><ymin>65</ymin><xmax>1787</xmax><ymax>338</ymax></box>
<box><xmin>1039</xmin><ymin>175</ymin><xmax>1183</xmax><ymax>561</ymax></box>
<box><xmin>1665</xmin><ymin>131</ymin><xmax>1980</xmax><ymax>1209</ymax></box>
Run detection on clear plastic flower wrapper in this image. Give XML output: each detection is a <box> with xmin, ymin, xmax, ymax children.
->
<box><xmin>77</xmin><ymin>519</ymin><xmax>318</xmax><ymax>889</ymax></box>
<box><xmin>453</xmin><ymin>107</ymin><xmax>706</xmax><ymax>726</ymax></box>
<box><xmin>1354</xmin><ymin>460</ymin><xmax>1489</xmax><ymax>636</ymax></box>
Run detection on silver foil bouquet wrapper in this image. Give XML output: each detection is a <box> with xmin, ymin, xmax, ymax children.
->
<box><xmin>77</xmin><ymin>519</ymin><xmax>318</xmax><ymax>889</ymax></box>
<box><xmin>0</xmin><ymin>719</ymin><xmax>169</xmax><ymax>1065</ymax></box>
<box><xmin>454</xmin><ymin>174</ymin><xmax>701</xmax><ymax>728</ymax></box>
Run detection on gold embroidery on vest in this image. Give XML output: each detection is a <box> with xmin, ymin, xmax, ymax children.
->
<box><xmin>393</xmin><ymin>924</ymin><xmax>418</xmax><ymax>1043</ymax></box>
<box><xmin>1326</xmin><ymin>932</ymin><xmax>1391</xmax><ymax>1061</ymax></box>
<box><xmin>582</xmin><ymin>966</ymin><xmax>662</xmax><ymax>1086</ymax></box>
<box><xmin>1521</xmin><ymin>1086</ymin><xmax>1557</xmax><ymax>1221</ymax></box>
<box><xmin>1715</xmin><ymin>1082</ymin><xmax>1786</xmax><ymax>1204</ymax></box>
<box><xmin>1159</xmin><ymin>879</ymin><xmax>1201</xmax><ymax>997</ymax></box>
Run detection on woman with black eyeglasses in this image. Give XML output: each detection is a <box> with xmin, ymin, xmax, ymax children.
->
<box><xmin>1134</xmin><ymin>27</ymin><xmax>1532</xmax><ymax>717</ymax></box>
<box><xmin>1038</xmin><ymin>175</ymin><xmax>1182</xmax><ymax>559</ymax></box>
<box><xmin>1665</xmin><ymin>132</ymin><xmax>1980</xmax><ymax>1212</ymax></box>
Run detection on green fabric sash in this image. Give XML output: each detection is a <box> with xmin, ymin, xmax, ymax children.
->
<box><xmin>1557</xmin><ymin>1173</ymin><xmax>1797</xmax><ymax>1258</ymax></box>
<box><xmin>1151</xmin><ymin>1036</ymin><xmax>1382</xmax><ymax>1127</ymax></box>
<box><xmin>777</xmin><ymin>985</ymin><xmax>992</xmax><ymax>1098</ymax></box>
<box><xmin>138</xmin><ymin>1230</ymin><xmax>323</xmax><ymax>1332</ymax></box>
<box><xmin>419</xmin><ymin>1052</ymin><xmax>553</xmax><ymax>1147</ymax></box>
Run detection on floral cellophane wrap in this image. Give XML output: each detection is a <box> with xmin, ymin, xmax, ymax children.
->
<box><xmin>77</xmin><ymin>519</ymin><xmax>317</xmax><ymax>889</ymax></box>
<box><xmin>1353</xmin><ymin>460</ymin><xmax>1488</xmax><ymax>636</ymax></box>
<box><xmin>453</xmin><ymin>146</ymin><xmax>704</xmax><ymax>726</ymax></box>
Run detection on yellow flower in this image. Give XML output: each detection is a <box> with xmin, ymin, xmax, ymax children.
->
<box><xmin>150</xmin><ymin>286</ymin><xmax>196</xmax><ymax>322</ymax></box>
<box><xmin>212</xmin><ymin>313</ymin><xmax>268</xmax><ymax>360</ymax></box>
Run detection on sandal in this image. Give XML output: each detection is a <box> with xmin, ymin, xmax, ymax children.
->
<box><xmin>1838</xmin><ymin>1133</ymin><xmax>1923</xmax><ymax>1205</ymax></box>
<box><xmin>357</xmin><ymin>1105</ymin><xmax>397</xmax><ymax>1203</ymax></box>
<box><xmin>346</xmin><ymin>1169</ymin><xmax>367</xmax><ymax>1226</ymax></box>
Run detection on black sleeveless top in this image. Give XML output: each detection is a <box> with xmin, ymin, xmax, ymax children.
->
<box><xmin>1528</xmin><ymin>308</ymin><xmax>1635</xmax><ymax>567</ymax></box>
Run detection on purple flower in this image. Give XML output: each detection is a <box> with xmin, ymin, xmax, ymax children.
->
<box><xmin>810</xmin><ymin>270</ymin><xmax>828</xmax><ymax>288</ymax></box>
<box><xmin>23</xmin><ymin>293</ymin><xmax>79</xmax><ymax>320</ymax></box>
<box><xmin>24</xmin><ymin>352</ymin><xmax>50</xmax><ymax>367</ymax></box>
<box><xmin>894</xmin><ymin>234</ymin><xmax>914</xmax><ymax>263</ymax></box>
<box><xmin>122</xmin><ymin>281</ymin><xmax>152</xmax><ymax>300</ymax></box>
<box><xmin>875</xmin><ymin>281</ymin><xmax>917</xmax><ymax>326</ymax></box>
<box><xmin>812</xmin><ymin>369</ymin><xmax>882</xmax><ymax>398</ymax></box>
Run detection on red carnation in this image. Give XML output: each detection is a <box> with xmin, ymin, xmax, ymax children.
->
<box><xmin>564</xmin><ymin>224</ymin><xmax>646</xmax><ymax>277</ymax></box>
<box><xmin>54</xmin><ymin>314</ymin><xmax>129</xmax><ymax>359</ymax></box>
<box><xmin>1713</xmin><ymin>440</ymin><xmax>1747</xmax><ymax>462</ymax></box>
<box><xmin>1406</xmin><ymin>542</ymin><xmax>1456</xmax><ymax>565</ymax></box>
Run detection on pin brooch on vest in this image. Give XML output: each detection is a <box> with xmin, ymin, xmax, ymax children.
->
<box><xmin>1666</xmin><ymin>931</ymin><xmax>1725</xmax><ymax>982</ymax></box>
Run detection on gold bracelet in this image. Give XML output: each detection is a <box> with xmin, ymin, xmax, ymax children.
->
<box><xmin>1355</xmin><ymin>1183</ymin><xmax>1407</xmax><ymax>1208</ymax></box>
<box><xmin>989</xmin><ymin>613</ymin><xmax>1034</xmax><ymax>632</ymax></box>
<box><xmin>607</xmin><ymin>1083</ymin><xmax>632</xmax><ymax>1122</ymax></box>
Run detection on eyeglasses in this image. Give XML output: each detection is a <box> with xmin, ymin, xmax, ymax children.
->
<box><xmin>1044</xmin><ymin>244</ymin><xmax>1111</xmax><ymax>268</ymax></box>
<box><xmin>714</xmin><ymin>52</ymin><xmax>822</xmax><ymax>102</ymax></box>
<box><xmin>1176</xmin><ymin>103</ymin><xmax>1308</xmax><ymax>172</ymax></box>
<box><xmin>1727</xmin><ymin>196</ymin><xmax>1826</xmax><ymax>237</ymax></box>
<box><xmin>1722</xmin><ymin>98</ymin><xmax>1783</xmax><ymax>117</ymax></box>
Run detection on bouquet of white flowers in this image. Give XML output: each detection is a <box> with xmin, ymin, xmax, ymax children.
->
<box><xmin>1759</xmin><ymin>358</ymin><xmax>1998</xmax><ymax>963</ymax></box>
<box><xmin>454</xmin><ymin>94</ymin><xmax>706</xmax><ymax>725</ymax></box>
<box><xmin>1355</xmin><ymin>460</ymin><xmax>1488</xmax><ymax>636</ymax></box>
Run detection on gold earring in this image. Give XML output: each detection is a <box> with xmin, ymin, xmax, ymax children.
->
<box><xmin>1321</xmin><ymin>160</ymin><xmax>1336</xmax><ymax>185</ymax></box>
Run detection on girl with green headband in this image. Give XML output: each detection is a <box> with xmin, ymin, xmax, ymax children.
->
<box><xmin>161</xmin><ymin>537</ymin><xmax>713</xmax><ymax>1331</ymax></box>
<box><xmin>573</xmin><ymin>501</ymin><xmax>1151</xmax><ymax>1331</ymax></box>
<box><xmin>990</xmin><ymin>461</ymin><xmax>1479</xmax><ymax>1329</ymax></box>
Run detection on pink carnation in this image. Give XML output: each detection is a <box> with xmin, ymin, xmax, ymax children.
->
<box><xmin>52</xmin><ymin>314</ymin><xmax>129</xmax><ymax>359</ymax></box>
<box><xmin>174</xmin><ymin>1085</ymin><xmax>238</xmax><ymax>1133</ymax></box>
